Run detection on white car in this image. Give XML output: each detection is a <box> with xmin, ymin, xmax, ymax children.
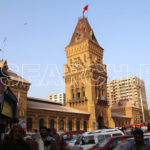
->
<box><xmin>73</xmin><ymin>128</ymin><xmax>124</xmax><ymax>150</ymax></box>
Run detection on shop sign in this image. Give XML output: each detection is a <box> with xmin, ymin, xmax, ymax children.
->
<box><xmin>20</xmin><ymin>120</ymin><xmax>26</xmax><ymax>128</ymax></box>
<box><xmin>1</xmin><ymin>100</ymin><xmax>13</xmax><ymax>118</ymax></box>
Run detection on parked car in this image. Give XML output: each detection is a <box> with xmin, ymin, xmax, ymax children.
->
<box><xmin>61</xmin><ymin>131</ymin><xmax>85</xmax><ymax>150</ymax></box>
<box><xmin>63</xmin><ymin>138</ymin><xmax>79</xmax><ymax>150</ymax></box>
<box><xmin>88</xmin><ymin>135</ymin><xmax>133</xmax><ymax>150</ymax></box>
<box><xmin>73</xmin><ymin>128</ymin><xmax>124</xmax><ymax>150</ymax></box>
<box><xmin>62</xmin><ymin>130</ymin><xmax>85</xmax><ymax>141</ymax></box>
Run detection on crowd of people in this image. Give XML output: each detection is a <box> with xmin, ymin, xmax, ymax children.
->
<box><xmin>0</xmin><ymin>125</ymin><xmax>150</xmax><ymax>150</ymax></box>
<box><xmin>0</xmin><ymin>125</ymin><xmax>64</xmax><ymax>150</ymax></box>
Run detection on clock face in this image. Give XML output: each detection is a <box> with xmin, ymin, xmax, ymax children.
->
<box><xmin>75</xmin><ymin>31</ymin><xmax>83</xmax><ymax>42</ymax></box>
<box><xmin>74</xmin><ymin>62</ymin><xmax>79</xmax><ymax>67</ymax></box>
<box><xmin>75</xmin><ymin>32</ymin><xmax>81</xmax><ymax>41</ymax></box>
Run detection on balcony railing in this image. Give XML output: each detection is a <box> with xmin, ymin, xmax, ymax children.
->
<box><xmin>96</xmin><ymin>96</ymin><xmax>109</xmax><ymax>106</ymax></box>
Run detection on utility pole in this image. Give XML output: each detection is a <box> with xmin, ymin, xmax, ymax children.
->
<box><xmin>139</xmin><ymin>85</ymin><xmax>145</xmax><ymax>123</ymax></box>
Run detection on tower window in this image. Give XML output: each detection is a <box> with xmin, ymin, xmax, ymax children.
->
<box><xmin>72</xmin><ymin>89</ymin><xmax>75</xmax><ymax>100</ymax></box>
<box><xmin>76</xmin><ymin>88</ymin><xmax>80</xmax><ymax>100</ymax></box>
<box><xmin>83</xmin><ymin>87</ymin><xmax>85</xmax><ymax>97</ymax></box>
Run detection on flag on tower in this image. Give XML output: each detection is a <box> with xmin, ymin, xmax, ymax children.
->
<box><xmin>83</xmin><ymin>5</ymin><xmax>88</xmax><ymax>15</ymax></box>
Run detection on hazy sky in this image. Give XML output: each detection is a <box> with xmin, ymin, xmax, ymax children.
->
<box><xmin>0</xmin><ymin>0</ymin><xmax>150</xmax><ymax>107</ymax></box>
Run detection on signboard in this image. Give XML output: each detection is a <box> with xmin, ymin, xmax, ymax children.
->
<box><xmin>92</xmin><ymin>122</ymin><xmax>96</xmax><ymax>127</ymax></box>
<box><xmin>1</xmin><ymin>100</ymin><xmax>13</xmax><ymax>118</ymax></box>
<box><xmin>20</xmin><ymin>120</ymin><xmax>26</xmax><ymax>128</ymax></box>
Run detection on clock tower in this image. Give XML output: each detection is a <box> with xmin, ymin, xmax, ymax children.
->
<box><xmin>64</xmin><ymin>17</ymin><xmax>114</xmax><ymax>130</ymax></box>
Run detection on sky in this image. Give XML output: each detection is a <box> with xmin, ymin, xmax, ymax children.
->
<box><xmin>0</xmin><ymin>0</ymin><xmax>150</xmax><ymax>107</ymax></box>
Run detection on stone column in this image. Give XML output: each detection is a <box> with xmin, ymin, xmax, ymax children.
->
<box><xmin>46</xmin><ymin>117</ymin><xmax>49</xmax><ymax>128</ymax></box>
<box><xmin>73</xmin><ymin>119</ymin><xmax>76</xmax><ymax>131</ymax></box>
<box><xmin>33</xmin><ymin>115</ymin><xmax>39</xmax><ymax>129</ymax></box>
<box><xmin>80</xmin><ymin>119</ymin><xmax>84</xmax><ymax>130</ymax></box>
<box><xmin>55</xmin><ymin>117</ymin><xmax>59</xmax><ymax>131</ymax></box>
<box><xmin>64</xmin><ymin>118</ymin><xmax>68</xmax><ymax>131</ymax></box>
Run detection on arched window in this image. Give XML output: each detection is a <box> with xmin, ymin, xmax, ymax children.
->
<box><xmin>60</xmin><ymin>120</ymin><xmax>64</xmax><ymax>130</ymax></box>
<box><xmin>68</xmin><ymin>120</ymin><xmax>72</xmax><ymax>131</ymax></box>
<box><xmin>50</xmin><ymin>119</ymin><xmax>55</xmax><ymax>129</ymax></box>
<box><xmin>97</xmin><ymin>116</ymin><xmax>104</xmax><ymax>129</ymax></box>
<box><xmin>84</xmin><ymin>121</ymin><xmax>87</xmax><ymax>131</ymax></box>
<box><xmin>82</xmin><ymin>87</ymin><xmax>85</xmax><ymax>97</ymax></box>
<box><xmin>39</xmin><ymin>119</ymin><xmax>44</xmax><ymax>128</ymax></box>
<box><xmin>72</xmin><ymin>89</ymin><xmax>75</xmax><ymax>100</ymax></box>
<box><xmin>102</xmin><ymin>85</ymin><xmax>104</xmax><ymax>96</ymax></box>
<box><xmin>76</xmin><ymin>88</ymin><xmax>80</xmax><ymax>100</ymax></box>
<box><xmin>76</xmin><ymin>120</ymin><xmax>80</xmax><ymax>131</ymax></box>
<box><xmin>27</xmin><ymin>118</ymin><xmax>32</xmax><ymax>131</ymax></box>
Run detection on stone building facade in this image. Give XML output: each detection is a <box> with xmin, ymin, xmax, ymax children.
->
<box><xmin>1</xmin><ymin>17</ymin><xmax>148</xmax><ymax>132</ymax></box>
<box><xmin>112</xmin><ymin>100</ymin><xmax>141</xmax><ymax>126</ymax></box>
<box><xmin>107</xmin><ymin>76</ymin><xmax>149</xmax><ymax>122</ymax></box>
<box><xmin>27</xmin><ymin>97</ymin><xmax>89</xmax><ymax>131</ymax></box>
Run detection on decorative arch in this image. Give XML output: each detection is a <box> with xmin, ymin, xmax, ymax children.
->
<box><xmin>27</xmin><ymin>118</ymin><xmax>32</xmax><ymax>131</ymax></box>
<box><xmin>50</xmin><ymin>119</ymin><xmax>55</xmax><ymax>129</ymax></box>
<box><xmin>59</xmin><ymin>119</ymin><xmax>64</xmax><ymax>130</ymax></box>
<box><xmin>39</xmin><ymin>119</ymin><xmax>44</xmax><ymax>128</ymax></box>
<box><xmin>97</xmin><ymin>115</ymin><xmax>104</xmax><ymax>129</ymax></box>
<box><xmin>76</xmin><ymin>120</ymin><xmax>80</xmax><ymax>131</ymax></box>
<box><xmin>68</xmin><ymin>120</ymin><xmax>72</xmax><ymax>131</ymax></box>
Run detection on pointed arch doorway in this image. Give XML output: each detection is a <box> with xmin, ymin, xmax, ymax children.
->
<box><xmin>97</xmin><ymin>116</ymin><xmax>104</xmax><ymax>129</ymax></box>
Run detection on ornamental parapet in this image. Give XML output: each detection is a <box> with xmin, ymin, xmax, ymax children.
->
<box><xmin>69</xmin><ymin>96</ymin><xmax>88</xmax><ymax>104</ymax></box>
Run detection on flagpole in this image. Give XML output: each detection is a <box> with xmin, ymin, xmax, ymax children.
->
<box><xmin>87</xmin><ymin>7</ymin><xmax>88</xmax><ymax>19</ymax></box>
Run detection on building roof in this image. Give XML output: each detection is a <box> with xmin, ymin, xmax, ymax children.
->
<box><xmin>67</xmin><ymin>17</ymin><xmax>103</xmax><ymax>49</ymax></box>
<box><xmin>7</xmin><ymin>69</ymin><xmax>30</xmax><ymax>84</ymax></box>
<box><xmin>27</xmin><ymin>97</ymin><xmax>89</xmax><ymax>115</ymax></box>
<box><xmin>0</xmin><ymin>60</ymin><xmax>30</xmax><ymax>84</ymax></box>
<box><xmin>28</xmin><ymin>96</ymin><xmax>62</xmax><ymax>105</ymax></box>
<box><xmin>111</xmin><ymin>112</ymin><xmax>131</xmax><ymax>119</ymax></box>
<box><xmin>112</xmin><ymin>100</ymin><xmax>138</xmax><ymax>109</ymax></box>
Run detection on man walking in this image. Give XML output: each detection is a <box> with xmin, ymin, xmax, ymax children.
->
<box><xmin>36</xmin><ymin>127</ymin><xmax>56</xmax><ymax>150</ymax></box>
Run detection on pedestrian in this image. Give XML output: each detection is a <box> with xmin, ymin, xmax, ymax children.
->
<box><xmin>0</xmin><ymin>125</ymin><xmax>30</xmax><ymax>150</ymax></box>
<box><xmin>50</xmin><ymin>129</ymin><xmax>60</xmax><ymax>150</ymax></box>
<box><xmin>36</xmin><ymin>126</ymin><xmax>56</xmax><ymax>150</ymax></box>
<box><xmin>25</xmin><ymin>136</ymin><xmax>38</xmax><ymax>150</ymax></box>
<box><xmin>60</xmin><ymin>136</ymin><xmax>65</xmax><ymax>150</ymax></box>
<box><xmin>130</xmin><ymin>128</ymin><xmax>150</xmax><ymax>150</ymax></box>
